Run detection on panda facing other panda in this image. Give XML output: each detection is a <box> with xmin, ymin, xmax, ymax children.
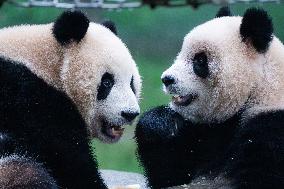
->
<box><xmin>135</xmin><ymin>7</ymin><xmax>284</xmax><ymax>189</ymax></box>
<box><xmin>0</xmin><ymin>11</ymin><xmax>141</xmax><ymax>188</ymax></box>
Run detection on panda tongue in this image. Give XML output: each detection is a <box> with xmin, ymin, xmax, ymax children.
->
<box><xmin>172</xmin><ymin>94</ymin><xmax>194</xmax><ymax>106</ymax></box>
<box><xmin>111</xmin><ymin>126</ymin><xmax>125</xmax><ymax>137</ymax></box>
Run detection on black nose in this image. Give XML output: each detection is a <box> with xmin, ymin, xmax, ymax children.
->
<box><xmin>121</xmin><ymin>111</ymin><xmax>139</xmax><ymax>122</ymax></box>
<box><xmin>162</xmin><ymin>76</ymin><xmax>175</xmax><ymax>87</ymax></box>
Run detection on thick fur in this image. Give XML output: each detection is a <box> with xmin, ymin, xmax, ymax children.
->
<box><xmin>0</xmin><ymin>57</ymin><xmax>106</xmax><ymax>188</ymax></box>
<box><xmin>101</xmin><ymin>20</ymin><xmax>117</xmax><ymax>35</ymax></box>
<box><xmin>135</xmin><ymin>106</ymin><xmax>284</xmax><ymax>188</ymax></box>
<box><xmin>0</xmin><ymin>11</ymin><xmax>141</xmax><ymax>143</ymax></box>
<box><xmin>0</xmin><ymin>10</ymin><xmax>141</xmax><ymax>188</ymax></box>
<box><xmin>240</xmin><ymin>8</ymin><xmax>273</xmax><ymax>53</ymax></box>
<box><xmin>52</xmin><ymin>10</ymin><xmax>90</xmax><ymax>45</ymax></box>
<box><xmin>136</xmin><ymin>7</ymin><xmax>284</xmax><ymax>189</ymax></box>
<box><xmin>216</xmin><ymin>6</ymin><xmax>232</xmax><ymax>18</ymax></box>
<box><xmin>0</xmin><ymin>156</ymin><xmax>57</xmax><ymax>189</ymax></box>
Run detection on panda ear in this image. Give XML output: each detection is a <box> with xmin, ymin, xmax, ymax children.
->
<box><xmin>53</xmin><ymin>10</ymin><xmax>90</xmax><ymax>45</ymax></box>
<box><xmin>216</xmin><ymin>6</ymin><xmax>232</xmax><ymax>18</ymax></box>
<box><xmin>101</xmin><ymin>20</ymin><xmax>117</xmax><ymax>35</ymax></box>
<box><xmin>240</xmin><ymin>8</ymin><xmax>273</xmax><ymax>53</ymax></box>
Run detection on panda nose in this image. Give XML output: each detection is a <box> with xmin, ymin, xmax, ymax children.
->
<box><xmin>121</xmin><ymin>111</ymin><xmax>139</xmax><ymax>122</ymax></box>
<box><xmin>162</xmin><ymin>76</ymin><xmax>175</xmax><ymax>87</ymax></box>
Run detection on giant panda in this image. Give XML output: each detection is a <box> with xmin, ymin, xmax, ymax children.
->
<box><xmin>135</xmin><ymin>7</ymin><xmax>284</xmax><ymax>189</ymax></box>
<box><xmin>0</xmin><ymin>10</ymin><xmax>141</xmax><ymax>188</ymax></box>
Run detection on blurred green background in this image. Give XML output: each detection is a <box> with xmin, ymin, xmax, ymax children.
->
<box><xmin>1</xmin><ymin>2</ymin><xmax>284</xmax><ymax>174</ymax></box>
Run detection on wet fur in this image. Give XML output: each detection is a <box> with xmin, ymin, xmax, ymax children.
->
<box><xmin>0</xmin><ymin>57</ymin><xmax>106</xmax><ymax>188</ymax></box>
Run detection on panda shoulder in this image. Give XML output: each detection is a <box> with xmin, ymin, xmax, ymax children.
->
<box><xmin>240</xmin><ymin>105</ymin><xmax>284</xmax><ymax>133</ymax></box>
<box><xmin>0</xmin><ymin>56</ymin><xmax>82</xmax><ymax>124</ymax></box>
<box><xmin>0</xmin><ymin>56</ymin><xmax>32</xmax><ymax>81</ymax></box>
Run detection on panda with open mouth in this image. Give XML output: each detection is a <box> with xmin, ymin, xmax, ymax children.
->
<box><xmin>136</xmin><ymin>7</ymin><xmax>284</xmax><ymax>189</ymax></box>
<box><xmin>0</xmin><ymin>10</ymin><xmax>141</xmax><ymax>188</ymax></box>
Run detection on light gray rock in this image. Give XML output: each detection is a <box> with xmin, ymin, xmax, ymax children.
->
<box><xmin>100</xmin><ymin>169</ymin><xmax>149</xmax><ymax>189</ymax></box>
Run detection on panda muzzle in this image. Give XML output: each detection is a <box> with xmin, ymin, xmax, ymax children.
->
<box><xmin>101</xmin><ymin>120</ymin><xmax>125</xmax><ymax>139</ymax></box>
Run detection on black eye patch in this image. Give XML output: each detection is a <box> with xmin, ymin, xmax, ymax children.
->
<box><xmin>97</xmin><ymin>72</ymin><xmax>114</xmax><ymax>101</ymax></box>
<box><xmin>130</xmin><ymin>76</ymin><xmax>136</xmax><ymax>95</ymax></box>
<box><xmin>192</xmin><ymin>52</ymin><xmax>209</xmax><ymax>79</ymax></box>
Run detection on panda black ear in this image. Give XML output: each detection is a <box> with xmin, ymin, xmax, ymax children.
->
<box><xmin>216</xmin><ymin>6</ymin><xmax>232</xmax><ymax>18</ymax></box>
<box><xmin>240</xmin><ymin>8</ymin><xmax>273</xmax><ymax>53</ymax></box>
<box><xmin>101</xmin><ymin>20</ymin><xmax>117</xmax><ymax>35</ymax></box>
<box><xmin>53</xmin><ymin>10</ymin><xmax>90</xmax><ymax>45</ymax></box>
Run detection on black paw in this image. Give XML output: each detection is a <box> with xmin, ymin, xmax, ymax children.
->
<box><xmin>135</xmin><ymin>105</ymin><xmax>185</xmax><ymax>144</ymax></box>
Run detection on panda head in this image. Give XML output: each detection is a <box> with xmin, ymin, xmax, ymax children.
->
<box><xmin>162</xmin><ymin>7</ymin><xmax>273</xmax><ymax>123</ymax></box>
<box><xmin>53</xmin><ymin>11</ymin><xmax>141</xmax><ymax>143</ymax></box>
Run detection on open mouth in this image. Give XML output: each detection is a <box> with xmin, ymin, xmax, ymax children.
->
<box><xmin>101</xmin><ymin>119</ymin><xmax>125</xmax><ymax>140</ymax></box>
<box><xmin>172</xmin><ymin>94</ymin><xmax>197</xmax><ymax>106</ymax></box>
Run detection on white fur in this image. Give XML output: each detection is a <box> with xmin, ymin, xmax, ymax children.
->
<box><xmin>162</xmin><ymin>16</ymin><xmax>284</xmax><ymax>123</ymax></box>
<box><xmin>0</xmin><ymin>22</ymin><xmax>141</xmax><ymax>143</ymax></box>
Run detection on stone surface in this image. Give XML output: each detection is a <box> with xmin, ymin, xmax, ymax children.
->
<box><xmin>100</xmin><ymin>169</ymin><xmax>149</xmax><ymax>189</ymax></box>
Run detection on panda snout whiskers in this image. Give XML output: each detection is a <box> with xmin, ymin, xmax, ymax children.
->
<box><xmin>163</xmin><ymin>82</ymin><xmax>179</xmax><ymax>95</ymax></box>
<box><xmin>162</xmin><ymin>77</ymin><xmax>198</xmax><ymax>107</ymax></box>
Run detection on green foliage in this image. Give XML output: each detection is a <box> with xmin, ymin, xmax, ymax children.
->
<box><xmin>0</xmin><ymin>3</ymin><xmax>284</xmax><ymax>173</ymax></box>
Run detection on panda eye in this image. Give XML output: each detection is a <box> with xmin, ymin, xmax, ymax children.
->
<box><xmin>130</xmin><ymin>76</ymin><xmax>136</xmax><ymax>94</ymax></box>
<box><xmin>97</xmin><ymin>72</ymin><xmax>114</xmax><ymax>101</ymax></box>
<box><xmin>192</xmin><ymin>52</ymin><xmax>209</xmax><ymax>79</ymax></box>
<box><xmin>102</xmin><ymin>79</ymin><xmax>112</xmax><ymax>88</ymax></box>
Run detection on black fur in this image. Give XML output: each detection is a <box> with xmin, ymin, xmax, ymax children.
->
<box><xmin>192</xmin><ymin>52</ymin><xmax>209</xmax><ymax>79</ymax></box>
<box><xmin>97</xmin><ymin>72</ymin><xmax>115</xmax><ymax>101</ymax></box>
<box><xmin>53</xmin><ymin>10</ymin><xmax>90</xmax><ymax>45</ymax></box>
<box><xmin>0</xmin><ymin>57</ymin><xmax>106</xmax><ymax>188</ymax></box>
<box><xmin>0</xmin><ymin>133</ymin><xmax>14</xmax><ymax>154</ymax></box>
<box><xmin>130</xmin><ymin>76</ymin><xmax>136</xmax><ymax>95</ymax></box>
<box><xmin>135</xmin><ymin>106</ymin><xmax>284</xmax><ymax>188</ymax></box>
<box><xmin>135</xmin><ymin>106</ymin><xmax>185</xmax><ymax>144</ymax></box>
<box><xmin>226</xmin><ymin>110</ymin><xmax>284</xmax><ymax>189</ymax></box>
<box><xmin>240</xmin><ymin>8</ymin><xmax>273</xmax><ymax>53</ymax></box>
<box><xmin>101</xmin><ymin>20</ymin><xmax>117</xmax><ymax>35</ymax></box>
<box><xmin>216</xmin><ymin>6</ymin><xmax>232</xmax><ymax>18</ymax></box>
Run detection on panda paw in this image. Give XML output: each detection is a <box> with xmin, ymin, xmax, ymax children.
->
<box><xmin>135</xmin><ymin>105</ymin><xmax>185</xmax><ymax>144</ymax></box>
<box><xmin>0</xmin><ymin>155</ymin><xmax>58</xmax><ymax>189</ymax></box>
